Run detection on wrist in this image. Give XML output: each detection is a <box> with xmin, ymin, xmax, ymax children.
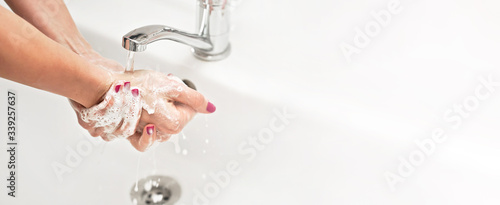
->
<box><xmin>84</xmin><ymin>66</ymin><xmax>115</xmax><ymax>108</ymax></box>
<box><xmin>62</xmin><ymin>33</ymin><xmax>94</xmax><ymax>56</ymax></box>
<box><xmin>83</xmin><ymin>61</ymin><xmax>136</xmax><ymax>108</ymax></box>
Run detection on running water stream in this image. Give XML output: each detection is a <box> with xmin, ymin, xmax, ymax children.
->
<box><xmin>125</xmin><ymin>51</ymin><xmax>135</xmax><ymax>72</ymax></box>
<box><xmin>134</xmin><ymin>154</ymin><xmax>142</xmax><ymax>192</ymax></box>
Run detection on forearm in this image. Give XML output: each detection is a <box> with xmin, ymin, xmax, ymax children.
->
<box><xmin>5</xmin><ymin>0</ymin><xmax>92</xmax><ymax>55</ymax></box>
<box><xmin>0</xmin><ymin>6</ymin><xmax>112</xmax><ymax>108</ymax></box>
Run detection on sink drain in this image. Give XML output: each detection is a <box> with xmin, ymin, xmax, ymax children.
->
<box><xmin>130</xmin><ymin>175</ymin><xmax>181</xmax><ymax>205</ymax></box>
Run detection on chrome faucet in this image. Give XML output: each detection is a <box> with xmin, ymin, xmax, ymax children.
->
<box><xmin>122</xmin><ymin>0</ymin><xmax>231</xmax><ymax>61</ymax></box>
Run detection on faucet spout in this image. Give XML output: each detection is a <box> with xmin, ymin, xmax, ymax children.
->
<box><xmin>122</xmin><ymin>0</ymin><xmax>231</xmax><ymax>61</ymax></box>
<box><xmin>122</xmin><ymin>25</ymin><xmax>212</xmax><ymax>52</ymax></box>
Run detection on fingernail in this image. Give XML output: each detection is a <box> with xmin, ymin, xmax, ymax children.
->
<box><xmin>131</xmin><ymin>89</ymin><xmax>139</xmax><ymax>97</ymax></box>
<box><xmin>206</xmin><ymin>101</ymin><xmax>216</xmax><ymax>113</ymax></box>
<box><xmin>114</xmin><ymin>84</ymin><xmax>122</xmax><ymax>93</ymax></box>
<box><xmin>124</xmin><ymin>82</ymin><xmax>131</xmax><ymax>91</ymax></box>
<box><xmin>146</xmin><ymin>125</ymin><xmax>154</xmax><ymax>135</ymax></box>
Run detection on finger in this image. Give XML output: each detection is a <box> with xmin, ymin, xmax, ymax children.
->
<box><xmin>70</xmin><ymin>90</ymin><xmax>117</xmax><ymax>132</ymax></box>
<box><xmin>68</xmin><ymin>99</ymin><xmax>84</xmax><ymax>111</ymax></box>
<box><xmin>100</xmin><ymin>134</ymin><xmax>112</xmax><ymax>142</ymax></box>
<box><xmin>167</xmin><ymin>82</ymin><xmax>216</xmax><ymax>114</ymax></box>
<box><xmin>114</xmin><ymin>83</ymin><xmax>123</xmax><ymax>93</ymax></box>
<box><xmin>69</xmin><ymin>100</ymin><xmax>95</xmax><ymax>129</ymax></box>
<box><xmin>110</xmin><ymin>118</ymin><xmax>139</xmax><ymax>139</ymax></box>
<box><xmin>127</xmin><ymin>124</ymin><xmax>156</xmax><ymax>152</ymax></box>
<box><xmin>153</xmin><ymin>102</ymin><xmax>196</xmax><ymax>135</ymax></box>
<box><xmin>174</xmin><ymin>102</ymin><xmax>197</xmax><ymax>129</ymax></box>
<box><xmin>106</xmin><ymin>82</ymin><xmax>140</xmax><ymax>138</ymax></box>
<box><xmin>88</xmin><ymin>127</ymin><xmax>104</xmax><ymax>137</ymax></box>
<box><xmin>74</xmin><ymin>111</ymin><xmax>95</xmax><ymax>130</ymax></box>
<box><xmin>71</xmin><ymin>108</ymin><xmax>103</xmax><ymax>138</ymax></box>
<box><xmin>139</xmin><ymin>104</ymin><xmax>184</xmax><ymax>134</ymax></box>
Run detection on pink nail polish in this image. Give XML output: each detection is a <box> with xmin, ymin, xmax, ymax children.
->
<box><xmin>124</xmin><ymin>82</ymin><xmax>131</xmax><ymax>91</ymax></box>
<box><xmin>114</xmin><ymin>85</ymin><xmax>122</xmax><ymax>93</ymax></box>
<box><xmin>206</xmin><ymin>101</ymin><xmax>216</xmax><ymax>113</ymax></box>
<box><xmin>146</xmin><ymin>125</ymin><xmax>154</xmax><ymax>135</ymax></box>
<box><xmin>131</xmin><ymin>88</ymin><xmax>139</xmax><ymax>97</ymax></box>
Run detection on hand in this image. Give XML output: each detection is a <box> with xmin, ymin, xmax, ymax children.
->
<box><xmin>70</xmin><ymin>70</ymin><xmax>216</xmax><ymax>151</ymax></box>
<box><xmin>121</xmin><ymin>70</ymin><xmax>216</xmax><ymax>151</ymax></box>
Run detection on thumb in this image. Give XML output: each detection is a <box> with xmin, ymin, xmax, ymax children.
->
<box><xmin>127</xmin><ymin>124</ymin><xmax>157</xmax><ymax>152</ymax></box>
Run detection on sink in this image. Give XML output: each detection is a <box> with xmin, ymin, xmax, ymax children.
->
<box><xmin>0</xmin><ymin>26</ymin><xmax>324</xmax><ymax>205</ymax></box>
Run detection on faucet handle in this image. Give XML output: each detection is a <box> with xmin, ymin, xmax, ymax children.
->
<box><xmin>193</xmin><ymin>0</ymin><xmax>231</xmax><ymax>60</ymax></box>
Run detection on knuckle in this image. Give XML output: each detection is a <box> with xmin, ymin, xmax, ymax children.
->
<box><xmin>165</xmin><ymin>87</ymin><xmax>181</xmax><ymax>98</ymax></box>
<box><xmin>170</xmin><ymin>121</ymin><xmax>186</xmax><ymax>134</ymax></box>
<box><xmin>89</xmin><ymin>131</ymin><xmax>100</xmax><ymax>137</ymax></box>
<box><xmin>78</xmin><ymin>121</ymin><xmax>92</xmax><ymax>129</ymax></box>
<box><xmin>136</xmin><ymin>146</ymin><xmax>146</xmax><ymax>152</ymax></box>
<box><xmin>170</xmin><ymin>126</ymin><xmax>182</xmax><ymax>134</ymax></box>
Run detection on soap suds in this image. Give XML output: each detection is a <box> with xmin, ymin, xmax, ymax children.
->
<box><xmin>74</xmin><ymin>80</ymin><xmax>142</xmax><ymax>141</ymax></box>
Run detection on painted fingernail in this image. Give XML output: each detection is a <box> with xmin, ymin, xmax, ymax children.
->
<box><xmin>206</xmin><ymin>101</ymin><xmax>216</xmax><ymax>113</ymax></box>
<box><xmin>131</xmin><ymin>88</ymin><xmax>139</xmax><ymax>97</ymax></box>
<box><xmin>114</xmin><ymin>84</ymin><xmax>122</xmax><ymax>93</ymax></box>
<box><xmin>124</xmin><ymin>82</ymin><xmax>131</xmax><ymax>91</ymax></box>
<box><xmin>146</xmin><ymin>125</ymin><xmax>154</xmax><ymax>135</ymax></box>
